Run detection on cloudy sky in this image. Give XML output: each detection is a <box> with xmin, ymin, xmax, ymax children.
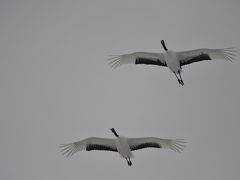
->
<box><xmin>1</xmin><ymin>0</ymin><xmax>240</xmax><ymax>179</ymax></box>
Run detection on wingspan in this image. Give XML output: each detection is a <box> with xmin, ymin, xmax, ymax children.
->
<box><xmin>60</xmin><ymin>137</ymin><xmax>117</xmax><ymax>157</ymax></box>
<box><xmin>177</xmin><ymin>48</ymin><xmax>236</xmax><ymax>66</ymax></box>
<box><xmin>109</xmin><ymin>52</ymin><xmax>166</xmax><ymax>68</ymax></box>
<box><xmin>127</xmin><ymin>137</ymin><xmax>185</xmax><ymax>152</ymax></box>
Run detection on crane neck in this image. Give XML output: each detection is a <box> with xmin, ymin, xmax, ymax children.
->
<box><xmin>161</xmin><ymin>40</ymin><xmax>168</xmax><ymax>51</ymax></box>
<box><xmin>110</xmin><ymin>128</ymin><xmax>119</xmax><ymax>137</ymax></box>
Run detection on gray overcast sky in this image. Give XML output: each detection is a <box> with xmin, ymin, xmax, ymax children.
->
<box><xmin>1</xmin><ymin>0</ymin><xmax>240</xmax><ymax>179</ymax></box>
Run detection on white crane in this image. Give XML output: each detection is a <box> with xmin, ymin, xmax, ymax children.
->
<box><xmin>109</xmin><ymin>40</ymin><xmax>236</xmax><ymax>85</ymax></box>
<box><xmin>60</xmin><ymin>128</ymin><xmax>185</xmax><ymax>166</ymax></box>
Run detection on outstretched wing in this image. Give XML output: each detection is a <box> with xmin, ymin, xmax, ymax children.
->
<box><xmin>60</xmin><ymin>137</ymin><xmax>117</xmax><ymax>157</ymax></box>
<box><xmin>109</xmin><ymin>52</ymin><xmax>167</xmax><ymax>68</ymax></box>
<box><xmin>127</xmin><ymin>137</ymin><xmax>185</xmax><ymax>152</ymax></box>
<box><xmin>177</xmin><ymin>48</ymin><xmax>236</xmax><ymax>66</ymax></box>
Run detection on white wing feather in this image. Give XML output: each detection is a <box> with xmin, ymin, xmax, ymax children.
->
<box><xmin>109</xmin><ymin>52</ymin><xmax>165</xmax><ymax>68</ymax></box>
<box><xmin>127</xmin><ymin>137</ymin><xmax>185</xmax><ymax>152</ymax></box>
<box><xmin>177</xmin><ymin>48</ymin><xmax>236</xmax><ymax>65</ymax></box>
<box><xmin>60</xmin><ymin>137</ymin><xmax>116</xmax><ymax>157</ymax></box>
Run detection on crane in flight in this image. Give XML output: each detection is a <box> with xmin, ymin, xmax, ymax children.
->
<box><xmin>109</xmin><ymin>40</ymin><xmax>236</xmax><ymax>85</ymax></box>
<box><xmin>60</xmin><ymin>128</ymin><xmax>185</xmax><ymax>166</ymax></box>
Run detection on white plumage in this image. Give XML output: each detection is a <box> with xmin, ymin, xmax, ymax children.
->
<box><xmin>109</xmin><ymin>40</ymin><xmax>236</xmax><ymax>85</ymax></box>
<box><xmin>60</xmin><ymin>128</ymin><xmax>185</xmax><ymax>166</ymax></box>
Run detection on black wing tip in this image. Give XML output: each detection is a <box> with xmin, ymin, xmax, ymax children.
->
<box><xmin>135</xmin><ymin>57</ymin><xmax>167</xmax><ymax>66</ymax></box>
<box><xmin>131</xmin><ymin>142</ymin><xmax>161</xmax><ymax>151</ymax></box>
<box><xmin>86</xmin><ymin>144</ymin><xmax>117</xmax><ymax>152</ymax></box>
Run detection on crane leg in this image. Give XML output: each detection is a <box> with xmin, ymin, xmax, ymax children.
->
<box><xmin>178</xmin><ymin>71</ymin><xmax>184</xmax><ymax>86</ymax></box>
<box><xmin>174</xmin><ymin>72</ymin><xmax>183</xmax><ymax>85</ymax></box>
<box><xmin>126</xmin><ymin>158</ymin><xmax>132</xmax><ymax>166</ymax></box>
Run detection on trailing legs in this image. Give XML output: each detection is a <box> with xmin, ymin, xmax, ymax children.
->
<box><xmin>174</xmin><ymin>71</ymin><xmax>184</xmax><ymax>86</ymax></box>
